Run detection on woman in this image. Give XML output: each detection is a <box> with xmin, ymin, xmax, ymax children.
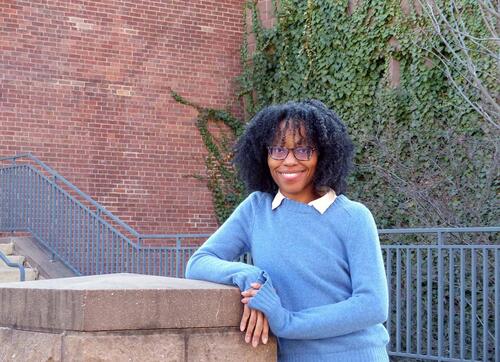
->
<box><xmin>185</xmin><ymin>100</ymin><xmax>389</xmax><ymax>362</ymax></box>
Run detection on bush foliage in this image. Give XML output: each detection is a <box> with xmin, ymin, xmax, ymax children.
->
<box><xmin>178</xmin><ymin>0</ymin><xmax>498</xmax><ymax>228</ymax></box>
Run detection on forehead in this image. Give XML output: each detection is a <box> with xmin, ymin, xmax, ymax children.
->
<box><xmin>272</xmin><ymin>119</ymin><xmax>309</xmax><ymax>145</ymax></box>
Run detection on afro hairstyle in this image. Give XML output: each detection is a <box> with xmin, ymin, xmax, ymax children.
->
<box><xmin>233</xmin><ymin>99</ymin><xmax>354</xmax><ymax>195</ymax></box>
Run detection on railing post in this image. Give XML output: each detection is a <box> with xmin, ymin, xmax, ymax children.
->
<box><xmin>176</xmin><ymin>236</ymin><xmax>181</xmax><ymax>278</ymax></box>
<box><xmin>137</xmin><ymin>236</ymin><xmax>142</xmax><ymax>275</ymax></box>
<box><xmin>11</xmin><ymin>155</ymin><xmax>16</xmax><ymax>234</ymax></box>
<box><xmin>495</xmin><ymin>249</ymin><xmax>499</xmax><ymax>362</ymax></box>
<box><xmin>437</xmin><ymin>231</ymin><xmax>444</xmax><ymax>245</ymax></box>
<box><xmin>11</xmin><ymin>159</ymin><xmax>19</xmax><ymax>234</ymax></box>
<box><xmin>50</xmin><ymin>175</ymin><xmax>58</xmax><ymax>262</ymax></box>
<box><xmin>437</xmin><ymin>232</ymin><xmax>444</xmax><ymax>359</ymax></box>
<box><xmin>96</xmin><ymin>208</ymin><xmax>102</xmax><ymax>274</ymax></box>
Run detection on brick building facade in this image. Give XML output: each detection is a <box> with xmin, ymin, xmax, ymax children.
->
<box><xmin>0</xmin><ymin>0</ymin><xmax>248</xmax><ymax>234</ymax></box>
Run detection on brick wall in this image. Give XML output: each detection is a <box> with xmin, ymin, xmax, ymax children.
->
<box><xmin>0</xmin><ymin>0</ymin><xmax>245</xmax><ymax>234</ymax></box>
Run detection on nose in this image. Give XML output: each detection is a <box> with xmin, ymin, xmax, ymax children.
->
<box><xmin>282</xmin><ymin>149</ymin><xmax>298</xmax><ymax>166</ymax></box>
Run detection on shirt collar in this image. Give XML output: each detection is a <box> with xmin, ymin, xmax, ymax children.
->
<box><xmin>271</xmin><ymin>188</ymin><xmax>337</xmax><ymax>214</ymax></box>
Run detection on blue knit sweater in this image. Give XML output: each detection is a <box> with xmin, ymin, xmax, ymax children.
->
<box><xmin>185</xmin><ymin>192</ymin><xmax>390</xmax><ymax>362</ymax></box>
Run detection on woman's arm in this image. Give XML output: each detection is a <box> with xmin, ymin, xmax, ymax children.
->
<box><xmin>186</xmin><ymin>192</ymin><xmax>270</xmax><ymax>346</ymax></box>
<box><xmin>185</xmin><ymin>192</ymin><xmax>265</xmax><ymax>291</ymax></box>
<box><xmin>245</xmin><ymin>206</ymin><xmax>388</xmax><ymax>339</ymax></box>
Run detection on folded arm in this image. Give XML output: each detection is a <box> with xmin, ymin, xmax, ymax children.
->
<box><xmin>185</xmin><ymin>193</ymin><xmax>265</xmax><ymax>291</ymax></box>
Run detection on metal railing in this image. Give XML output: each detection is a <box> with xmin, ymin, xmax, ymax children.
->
<box><xmin>0</xmin><ymin>249</ymin><xmax>25</xmax><ymax>281</ymax></box>
<box><xmin>0</xmin><ymin>154</ymin><xmax>208</xmax><ymax>277</ymax></box>
<box><xmin>379</xmin><ymin>228</ymin><xmax>499</xmax><ymax>362</ymax></box>
<box><xmin>0</xmin><ymin>154</ymin><xmax>498</xmax><ymax>361</ymax></box>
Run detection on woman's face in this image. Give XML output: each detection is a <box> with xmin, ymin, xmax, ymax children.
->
<box><xmin>267</xmin><ymin>121</ymin><xmax>318</xmax><ymax>204</ymax></box>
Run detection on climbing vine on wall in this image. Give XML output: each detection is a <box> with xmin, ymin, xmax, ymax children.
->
<box><xmin>176</xmin><ymin>0</ymin><xmax>498</xmax><ymax>228</ymax></box>
<box><xmin>171</xmin><ymin>90</ymin><xmax>246</xmax><ymax>224</ymax></box>
<box><xmin>239</xmin><ymin>0</ymin><xmax>498</xmax><ymax>228</ymax></box>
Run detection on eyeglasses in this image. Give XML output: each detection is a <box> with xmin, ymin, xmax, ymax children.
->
<box><xmin>267</xmin><ymin>146</ymin><xmax>316</xmax><ymax>161</ymax></box>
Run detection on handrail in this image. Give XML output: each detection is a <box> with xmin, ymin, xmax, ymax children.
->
<box><xmin>1</xmin><ymin>154</ymin><xmax>140</xmax><ymax>239</ymax></box>
<box><xmin>140</xmin><ymin>233</ymin><xmax>211</xmax><ymax>239</ymax></box>
<box><xmin>0</xmin><ymin>155</ymin><xmax>212</xmax><ymax>277</ymax></box>
<box><xmin>26</xmin><ymin>164</ymin><xmax>139</xmax><ymax>250</ymax></box>
<box><xmin>1</xmin><ymin>162</ymin><xmax>140</xmax><ymax>247</ymax></box>
<box><xmin>0</xmin><ymin>250</ymin><xmax>25</xmax><ymax>281</ymax></box>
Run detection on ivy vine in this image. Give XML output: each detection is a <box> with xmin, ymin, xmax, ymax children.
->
<box><xmin>175</xmin><ymin>0</ymin><xmax>498</xmax><ymax>229</ymax></box>
<box><xmin>171</xmin><ymin>90</ymin><xmax>246</xmax><ymax>224</ymax></box>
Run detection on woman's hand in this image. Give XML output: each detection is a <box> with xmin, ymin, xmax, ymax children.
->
<box><xmin>240</xmin><ymin>283</ymin><xmax>269</xmax><ymax>347</ymax></box>
<box><xmin>240</xmin><ymin>282</ymin><xmax>260</xmax><ymax>304</ymax></box>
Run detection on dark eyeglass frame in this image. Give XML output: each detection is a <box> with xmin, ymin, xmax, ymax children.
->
<box><xmin>267</xmin><ymin>146</ymin><xmax>316</xmax><ymax>161</ymax></box>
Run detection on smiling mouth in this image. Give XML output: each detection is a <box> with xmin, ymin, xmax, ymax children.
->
<box><xmin>277</xmin><ymin>170</ymin><xmax>306</xmax><ymax>180</ymax></box>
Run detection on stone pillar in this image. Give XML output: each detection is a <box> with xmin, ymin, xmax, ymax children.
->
<box><xmin>0</xmin><ymin>273</ymin><xmax>277</xmax><ymax>361</ymax></box>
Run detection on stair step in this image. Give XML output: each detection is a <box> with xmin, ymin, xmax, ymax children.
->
<box><xmin>0</xmin><ymin>255</ymin><xmax>25</xmax><ymax>267</ymax></box>
<box><xmin>0</xmin><ymin>267</ymin><xmax>38</xmax><ymax>283</ymax></box>
<box><xmin>0</xmin><ymin>242</ymin><xmax>14</xmax><ymax>256</ymax></box>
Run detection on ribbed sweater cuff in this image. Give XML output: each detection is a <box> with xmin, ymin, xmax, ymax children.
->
<box><xmin>232</xmin><ymin>268</ymin><xmax>264</xmax><ymax>291</ymax></box>
<box><xmin>248</xmin><ymin>274</ymin><xmax>287</xmax><ymax>332</ymax></box>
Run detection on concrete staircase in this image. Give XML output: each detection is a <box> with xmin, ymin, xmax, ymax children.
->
<box><xmin>0</xmin><ymin>236</ymin><xmax>76</xmax><ymax>282</ymax></box>
<box><xmin>0</xmin><ymin>239</ymin><xmax>39</xmax><ymax>283</ymax></box>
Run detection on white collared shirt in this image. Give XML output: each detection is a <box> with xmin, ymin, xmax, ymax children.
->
<box><xmin>271</xmin><ymin>188</ymin><xmax>337</xmax><ymax>214</ymax></box>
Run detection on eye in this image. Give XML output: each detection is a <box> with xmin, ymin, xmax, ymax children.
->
<box><xmin>273</xmin><ymin>147</ymin><xmax>287</xmax><ymax>156</ymax></box>
<box><xmin>295</xmin><ymin>147</ymin><xmax>312</xmax><ymax>158</ymax></box>
<box><xmin>268</xmin><ymin>146</ymin><xmax>288</xmax><ymax>159</ymax></box>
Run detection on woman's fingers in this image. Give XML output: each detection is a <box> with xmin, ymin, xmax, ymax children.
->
<box><xmin>262</xmin><ymin>316</ymin><xmax>269</xmax><ymax>344</ymax></box>
<box><xmin>241</xmin><ymin>288</ymin><xmax>259</xmax><ymax>297</ymax></box>
<box><xmin>240</xmin><ymin>304</ymin><xmax>251</xmax><ymax>332</ymax></box>
<box><xmin>241</xmin><ymin>306</ymin><xmax>270</xmax><ymax>347</ymax></box>
<box><xmin>241</xmin><ymin>282</ymin><xmax>261</xmax><ymax>297</ymax></box>
<box><xmin>252</xmin><ymin>311</ymin><xmax>264</xmax><ymax>347</ymax></box>
<box><xmin>250</xmin><ymin>282</ymin><xmax>261</xmax><ymax>289</ymax></box>
<box><xmin>245</xmin><ymin>309</ymin><xmax>257</xmax><ymax>343</ymax></box>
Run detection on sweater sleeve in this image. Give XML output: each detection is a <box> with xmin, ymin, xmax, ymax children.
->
<box><xmin>248</xmin><ymin>205</ymin><xmax>388</xmax><ymax>339</ymax></box>
<box><xmin>185</xmin><ymin>192</ymin><xmax>265</xmax><ymax>291</ymax></box>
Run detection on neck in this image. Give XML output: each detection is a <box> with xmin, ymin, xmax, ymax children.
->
<box><xmin>281</xmin><ymin>189</ymin><xmax>320</xmax><ymax>204</ymax></box>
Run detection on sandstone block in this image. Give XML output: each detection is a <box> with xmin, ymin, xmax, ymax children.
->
<box><xmin>187</xmin><ymin>328</ymin><xmax>277</xmax><ymax>362</ymax></box>
<box><xmin>0</xmin><ymin>273</ymin><xmax>278</xmax><ymax>361</ymax></box>
<box><xmin>0</xmin><ymin>327</ymin><xmax>62</xmax><ymax>362</ymax></box>
<box><xmin>62</xmin><ymin>331</ymin><xmax>185</xmax><ymax>362</ymax></box>
<box><xmin>0</xmin><ymin>273</ymin><xmax>242</xmax><ymax>331</ymax></box>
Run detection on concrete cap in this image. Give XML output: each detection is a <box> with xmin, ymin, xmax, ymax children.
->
<box><xmin>0</xmin><ymin>273</ymin><xmax>243</xmax><ymax>332</ymax></box>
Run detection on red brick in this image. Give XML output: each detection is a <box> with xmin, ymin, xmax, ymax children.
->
<box><xmin>0</xmin><ymin>0</ymin><xmax>245</xmax><ymax>237</ymax></box>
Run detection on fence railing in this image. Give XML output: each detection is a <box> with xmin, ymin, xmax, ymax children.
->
<box><xmin>0</xmin><ymin>154</ymin><xmax>208</xmax><ymax>277</ymax></box>
<box><xmin>0</xmin><ymin>154</ymin><xmax>498</xmax><ymax>361</ymax></box>
<box><xmin>379</xmin><ymin>228</ymin><xmax>499</xmax><ymax>362</ymax></box>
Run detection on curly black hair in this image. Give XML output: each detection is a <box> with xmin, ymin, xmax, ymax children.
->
<box><xmin>233</xmin><ymin>99</ymin><xmax>354</xmax><ymax>195</ymax></box>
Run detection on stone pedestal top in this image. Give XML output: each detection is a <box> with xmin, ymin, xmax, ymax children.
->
<box><xmin>1</xmin><ymin>273</ymin><xmax>235</xmax><ymax>290</ymax></box>
<box><xmin>0</xmin><ymin>273</ymin><xmax>243</xmax><ymax>332</ymax></box>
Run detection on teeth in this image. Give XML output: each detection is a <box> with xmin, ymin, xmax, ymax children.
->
<box><xmin>278</xmin><ymin>171</ymin><xmax>304</xmax><ymax>179</ymax></box>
